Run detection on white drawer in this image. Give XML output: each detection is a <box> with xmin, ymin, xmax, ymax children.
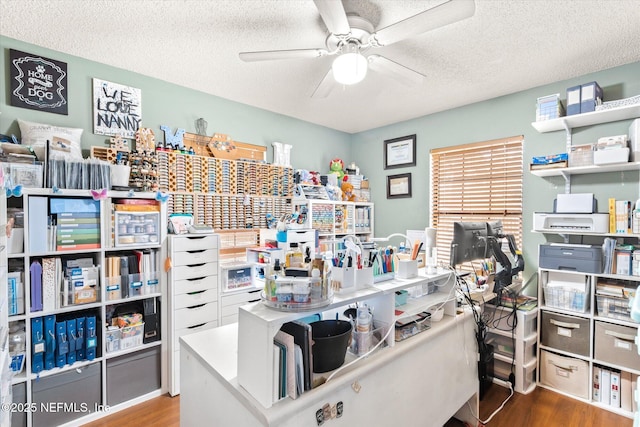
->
<box><xmin>287</xmin><ymin>229</ymin><xmax>316</xmax><ymax>243</ymax></box>
<box><xmin>174</xmin><ymin>320</ymin><xmax>218</xmax><ymax>350</ymax></box>
<box><xmin>174</xmin><ymin>288</ymin><xmax>217</xmax><ymax>309</ymax></box>
<box><xmin>173</xmin><ymin>275</ymin><xmax>217</xmax><ymax>296</ymax></box>
<box><xmin>174</xmin><ymin>302</ymin><xmax>218</xmax><ymax>330</ymax></box>
<box><xmin>221</xmin><ymin>288</ymin><xmax>262</xmax><ymax>306</ymax></box>
<box><xmin>173</xmin><ymin>262</ymin><xmax>217</xmax><ymax>280</ymax></box>
<box><xmin>220</xmin><ymin>313</ymin><xmax>238</xmax><ymax>326</ymax></box>
<box><xmin>171</xmin><ymin>234</ymin><xmax>219</xmax><ymax>251</ymax></box>
<box><xmin>221</xmin><ymin>301</ymin><xmax>247</xmax><ymax>318</ymax></box>
<box><xmin>173</xmin><ymin>249</ymin><xmax>218</xmax><ymax>266</ymax></box>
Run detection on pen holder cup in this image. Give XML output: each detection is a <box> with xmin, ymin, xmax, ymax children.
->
<box><xmin>331</xmin><ymin>266</ymin><xmax>356</xmax><ymax>292</ymax></box>
<box><xmin>355</xmin><ymin>267</ymin><xmax>373</xmax><ymax>289</ymax></box>
<box><xmin>111</xmin><ymin>164</ymin><xmax>131</xmax><ymax>188</ymax></box>
<box><xmin>396</xmin><ymin>259</ymin><xmax>418</xmax><ymax>279</ymax></box>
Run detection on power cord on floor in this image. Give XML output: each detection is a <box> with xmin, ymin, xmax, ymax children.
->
<box><xmin>466</xmin><ymin>380</ymin><xmax>514</xmax><ymax>426</ymax></box>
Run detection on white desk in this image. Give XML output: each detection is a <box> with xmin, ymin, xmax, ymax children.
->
<box><xmin>180</xmin><ymin>309</ymin><xmax>479</xmax><ymax>426</ymax></box>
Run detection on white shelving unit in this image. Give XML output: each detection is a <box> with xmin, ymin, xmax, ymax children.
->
<box><xmin>6</xmin><ymin>188</ymin><xmax>167</xmax><ymax>426</ymax></box>
<box><xmin>0</xmin><ymin>193</ymin><xmax>10</xmax><ymax>427</ymax></box>
<box><xmin>531</xmin><ymin>101</ymin><xmax>640</xmax><ymax>418</ymax></box>
<box><xmin>292</xmin><ymin>198</ymin><xmax>374</xmax><ymax>254</ymax></box>
<box><xmin>531</xmin><ymin>103</ymin><xmax>640</xmax><ymax>133</ymax></box>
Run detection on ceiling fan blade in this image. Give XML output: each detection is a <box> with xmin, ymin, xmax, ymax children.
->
<box><xmin>313</xmin><ymin>0</ymin><xmax>351</xmax><ymax>35</ymax></box>
<box><xmin>367</xmin><ymin>55</ymin><xmax>425</xmax><ymax>87</ymax></box>
<box><xmin>371</xmin><ymin>0</ymin><xmax>475</xmax><ymax>46</ymax></box>
<box><xmin>311</xmin><ymin>68</ymin><xmax>336</xmax><ymax>98</ymax></box>
<box><xmin>239</xmin><ymin>48</ymin><xmax>327</xmax><ymax>62</ymax></box>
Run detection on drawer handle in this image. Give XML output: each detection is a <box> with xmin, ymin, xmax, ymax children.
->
<box><xmin>550</xmin><ymin>319</ymin><xmax>580</xmax><ymax>329</ymax></box>
<box><xmin>604</xmin><ymin>330</ymin><xmax>635</xmax><ymax>342</ymax></box>
<box><xmin>187</xmin><ymin>323</ymin><xmax>206</xmax><ymax>329</ymax></box>
<box><xmin>185</xmin><ymin>263</ymin><xmax>207</xmax><ymax>268</ymax></box>
<box><xmin>549</xmin><ymin>361</ymin><xmax>578</xmax><ymax>372</ymax></box>
<box><xmin>187</xmin><ymin>249</ymin><xmax>206</xmax><ymax>254</ymax></box>
<box><xmin>187</xmin><ymin>236</ymin><xmax>207</xmax><ymax>240</ymax></box>
<box><xmin>248</xmin><ymin>289</ymin><xmax>261</xmax><ymax>294</ymax></box>
<box><xmin>248</xmin><ymin>299</ymin><xmax>260</xmax><ymax>303</ymax></box>
<box><xmin>186</xmin><ymin>303</ymin><xmax>206</xmax><ymax>310</ymax></box>
<box><xmin>187</xmin><ymin>290</ymin><xmax>207</xmax><ymax>296</ymax></box>
<box><xmin>186</xmin><ymin>276</ymin><xmax>206</xmax><ymax>282</ymax></box>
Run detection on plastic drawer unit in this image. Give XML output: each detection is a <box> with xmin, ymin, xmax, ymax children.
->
<box><xmin>541</xmin><ymin>311</ymin><xmax>590</xmax><ymax>357</ymax></box>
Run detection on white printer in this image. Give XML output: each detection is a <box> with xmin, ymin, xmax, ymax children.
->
<box><xmin>533</xmin><ymin>193</ymin><xmax>609</xmax><ymax>233</ymax></box>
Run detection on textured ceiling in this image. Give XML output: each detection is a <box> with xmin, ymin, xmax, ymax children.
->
<box><xmin>1</xmin><ymin>0</ymin><xmax>640</xmax><ymax>134</ymax></box>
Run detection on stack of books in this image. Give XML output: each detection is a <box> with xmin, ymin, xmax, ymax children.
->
<box><xmin>55</xmin><ymin>212</ymin><xmax>100</xmax><ymax>251</ymax></box>
<box><xmin>608</xmin><ymin>198</ymin><xmax>635</xmax><ymax>234</ymax></box>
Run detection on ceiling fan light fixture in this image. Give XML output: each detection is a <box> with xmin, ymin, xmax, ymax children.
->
<box><xmin>332</xmin><ymin>43</ymin><xmax>367</xmax><ymax>85</ymax></box>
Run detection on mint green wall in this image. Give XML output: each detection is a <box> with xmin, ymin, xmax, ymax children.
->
<box><xmin>0</xmin><ymin>36</ymin><xmax>351</xmax><ymax>171</ymax></box>
<box><xmin>2</xmin><ymin>36</ymin><xmax>639</xmax><ymax>285</ymax></box>
<box><xmin>352</xmin><ymin>61</ymin><xmax>640</xmax><ymax>284</ymax></box>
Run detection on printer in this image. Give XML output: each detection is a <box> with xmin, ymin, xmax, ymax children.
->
<box><xmin>533</xmin><ymin>192</ymin><xmax>609</xmax><ymax>233</ymax></box>
<box><xmin>533</xmin><ymin>212</ymin><xmax>609</xmax><ymax>233</ymax></box>
<box><xmin>539</xmin><ymin>243</ymin><xmax>603</xmax><ymax>274</ymax></box>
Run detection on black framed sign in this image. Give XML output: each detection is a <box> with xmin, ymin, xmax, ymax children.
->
<box><xmin>387</xmin><ymin>173</ymin><xmax>412</xmax><ymax>199</ymax></box>
<box><xmin>10</xmin><ymin>49</ymin><xmax>68</xmax><ymax>115</ymax></box>
<box><xmin>383</xmin><ymin>134</ymin><xmax>416</xmax><ymax>169</ymax></box>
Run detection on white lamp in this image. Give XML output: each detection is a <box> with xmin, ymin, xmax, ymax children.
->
<box><xmin>332</xmin><ymin>42</ymin><xmax>367</xmax><ymax>85</ymax></box>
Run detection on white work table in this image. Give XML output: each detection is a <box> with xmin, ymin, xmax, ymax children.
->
<box><xmin>180</xmin><ymin>296</ymin><xmax>479</xmax><ymax>426</ymax></box>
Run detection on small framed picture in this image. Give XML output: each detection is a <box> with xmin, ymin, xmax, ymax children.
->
<box><xmin>387</xmin><ymin>173</ymin><xmax>412</xmax><ymax>199</ymax></box>
<box><xmin>384</xmin><ymin>134</ymin><xmax>416</xmax><ymax>169</ymax></box>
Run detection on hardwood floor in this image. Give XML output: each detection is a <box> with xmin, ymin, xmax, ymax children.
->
<box><xmin>82</xmin><ymin>385</ymin><xmax>633</xmax><ymax>427</ymax></box>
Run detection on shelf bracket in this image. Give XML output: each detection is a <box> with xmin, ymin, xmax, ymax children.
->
<box><xmin>563</xmin><ymin>123</ymin><xmax>573</xmax><ymax>194</ymax></box>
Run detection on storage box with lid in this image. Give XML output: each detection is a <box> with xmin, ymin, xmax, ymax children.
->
<box><xmin>540</xmin><ymin>349</ymin><xmax>589</xmax><ymax>399</ymax></box>
<box><xmin>540</xmin><ymin>311</ymin><xmax>589</xmax><ymax>356</ymax></box>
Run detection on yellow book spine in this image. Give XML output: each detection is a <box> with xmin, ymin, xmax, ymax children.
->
<box><xmin>609</xmin><ymin>198</ymin><xmax>616</xmax><ymax>234</ymax></box>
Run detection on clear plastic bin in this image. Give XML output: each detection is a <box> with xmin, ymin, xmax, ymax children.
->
<box><xmin>543</xmin><ymin>285</ymin><xmax>589</xmax><ymax>313</ymax></box>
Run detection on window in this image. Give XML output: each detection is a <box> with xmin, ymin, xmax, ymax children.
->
<box><xmin>430</xmin><ymin>136</ymin><xmax>524</xmax><ymax>269</ymax></box>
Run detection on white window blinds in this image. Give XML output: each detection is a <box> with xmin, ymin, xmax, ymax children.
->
<box><xmin>430</xmin><ymin>136</ymin><xmax>524</xmax><ymax>268</ymax></box>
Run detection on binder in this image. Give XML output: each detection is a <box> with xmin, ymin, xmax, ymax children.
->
<box><xmin>566</xmin><ymin>85</ymin><xmax>581</xmax><ymax>115</ymax></box>
<box><xmin>66</xmin><ymin>319</ymin><xmax>77</xmax><ymax>365</ymax></box>
<box><xmin>610</xmin><ymin>370</ymin><xmax>621</xmax><ymax>408</ymax></box>
<box><xmin>86</xmin><ymin>316</ymin><xmax>97</xmax><ymax>361</ymax></box>
<box><xmin>44</xmin><ymin>314</ymin><xmax>56</xmax><ymax>370</ymax></box>
<box><xmin>55</xmin><ymin>321</ymin><xmax>67</xmax><ymax>368</ymax></box>
<box><xmin>601</xmin><ymin>368</ymin><xmax>611</xmax><ymax>406</ymax></box>
<box><xmin>592</xmin><ymin>366</ymin><xmax>601</xmax><ymax>402</ymax></box>
<box><xmin>31</xmin><ymin>317</ymin><xmax>45</xmax><ymax>373</ymax></box>
<box><xmin>76</xmin><ymin>316</ymin><xmax>86</xmax><ymax>361</ymax></box>
<box><xmin>580</xmin><ymin>81</ymin><xmax>603</xmax><ymax>113</ymax></box>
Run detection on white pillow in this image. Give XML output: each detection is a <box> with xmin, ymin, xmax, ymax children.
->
<box><xmin>18</xmin><ymin>119</ymin><xmax>83</xmax><ymax>161</ymax></box>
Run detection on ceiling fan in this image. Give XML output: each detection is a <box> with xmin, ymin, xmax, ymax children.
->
<box><xmin>239</xmin><ymin>0</ymin><xmax>476</xmax><ymax>97</ymax></box>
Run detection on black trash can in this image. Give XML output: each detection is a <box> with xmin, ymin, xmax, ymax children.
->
<box><xmin>311</xmin><ymin>320</ymin><xmax>352</xmax><ymax>373</ymax></box>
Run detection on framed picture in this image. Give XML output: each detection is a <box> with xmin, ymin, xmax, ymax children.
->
<box><xmin>384</xmin><ymin>134</ymin><xmax>416</xmax><ymax>169</ymax></box>
<box><xmin>387</xmin><ymin>173</ymin><xmax>412</xmax><ymax>199</ymax></box>
<box><xmin>10</xmin><ymin>49</ymin><xmax>68</xmax><ymax>115</ymax></box>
